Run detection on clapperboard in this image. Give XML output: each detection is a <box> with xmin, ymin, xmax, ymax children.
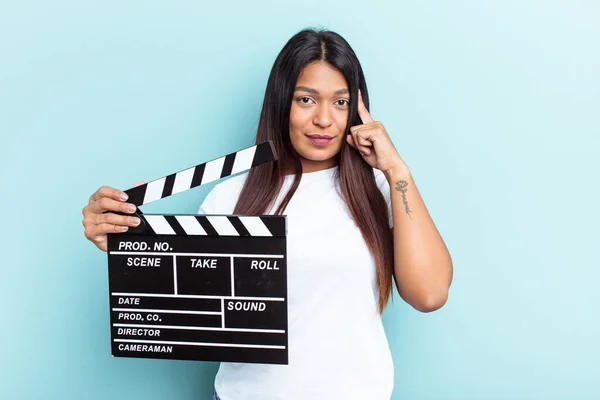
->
<box><xmin>106</xmin><ymin>141</ymin><xmax>288</xmax><ymax>365</ymax></box>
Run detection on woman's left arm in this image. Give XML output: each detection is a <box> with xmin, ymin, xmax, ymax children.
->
<box><xmin>347</xmin><ymin>92</ymin><xmax>453</xmax><ymax>313</ymax></box>
<box><xmin>384</xmin><ymin>165</ymin><xmax>453</xmax><ymax>312</ymax></box>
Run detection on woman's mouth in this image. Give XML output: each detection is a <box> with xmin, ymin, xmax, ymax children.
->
<box><xmin>306</xmin><ymin>134</ymin><xmax>334</xmax><ymax>147</ymax></box>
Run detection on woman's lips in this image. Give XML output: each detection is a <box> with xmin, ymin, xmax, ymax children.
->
<box><xmin>306</xmin><ymin>134</ymin><xmax>333</xmax><ymax>147</ymax></box>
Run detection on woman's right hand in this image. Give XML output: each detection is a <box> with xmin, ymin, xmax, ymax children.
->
<box><xmin>82</xmin><ymin>182</ymin><xmax>144</xmax><ymax>252</ymax></box>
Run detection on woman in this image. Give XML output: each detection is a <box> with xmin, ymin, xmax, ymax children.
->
<box><xmin>82</xmin><ymin>28</ymin><xmax>453</xmax><ymax>400</ymax></box>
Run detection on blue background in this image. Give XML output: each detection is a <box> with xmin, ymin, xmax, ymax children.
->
<box><xmin>1</xmin><ymin>1</ymin><xmax>598</xmax><ymax>399</ymax></box>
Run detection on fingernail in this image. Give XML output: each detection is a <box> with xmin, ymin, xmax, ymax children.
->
<box><xmin>127</xmin><ymin>204</ymin><xmax>136</xmax><ymax>213</ymax></box>
<box><xmin>132</xmin><ymin>217</ymin><xmax>140</xmax><ymax>226</ymax></box>
<box><xmin>120</xmin><ymin>192</ymin><xmax>128</xmax><ymax>201</ymax></box>
<box><xmin>121</xmin><ymin>226</ymin><xmax>129</xmax><ymax>232</ymax></box>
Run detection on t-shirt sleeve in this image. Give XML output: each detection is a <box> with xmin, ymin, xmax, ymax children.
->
<box><xmin>197</xmin><ymin>174</ymin><xmax>247</xmax><ymax>215</ymax></box>
<box><xmin>198</xmin><ymin>186</ymin><xmax>219</xmax><ymax>214</ymax></box>
<box><xmin>374</xmin><ymin>169</ymin><xmax>394</xmax><ymax>228</ymax></box>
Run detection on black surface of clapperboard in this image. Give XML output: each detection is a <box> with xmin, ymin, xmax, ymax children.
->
<box><xmin>106</xmin><ymin>141</ymin><xmax>288</xmax><ymax>364</ymax></box>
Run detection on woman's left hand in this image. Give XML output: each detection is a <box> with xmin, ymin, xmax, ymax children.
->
<box><xmin>346</xmin><ymin>91</ymin><xmax>410</xmax><ymax>178</ymax></box>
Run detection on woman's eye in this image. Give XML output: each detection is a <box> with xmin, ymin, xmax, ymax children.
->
<box><xmin>336</xmin><ymin>99</ymin><xmax>349</xmax><ymax>107</ymax></box>
<box><xmin>298</xmin><ymin>97</ymin><xmax>312</xmax><ymax>104</ymax></box>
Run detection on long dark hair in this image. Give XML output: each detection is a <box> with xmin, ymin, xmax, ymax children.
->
<box><xmin>233</xmin><ymin>28</ymin><xmax>394</xmax><ymax>313</ymax></box>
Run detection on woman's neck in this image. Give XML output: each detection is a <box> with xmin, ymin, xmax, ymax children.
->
<box><xmin>299</xmin><ymin>157</ymin><xmax>338</xmax><ymax>174</ymax></box>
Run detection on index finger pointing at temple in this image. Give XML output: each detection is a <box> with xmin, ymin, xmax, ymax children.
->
<box><xmin>357</xmin><ymin>90</ymin><xmax>374</xmax><ymax>124</ymax></box>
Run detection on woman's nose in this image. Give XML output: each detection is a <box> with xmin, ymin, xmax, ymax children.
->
<box><xmin>313</xmin><ymin>104</ymin><xmax>333</xmax><ymax>128</ymax></box>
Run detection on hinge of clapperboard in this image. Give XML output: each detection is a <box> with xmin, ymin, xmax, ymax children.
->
<box><xmin>116</xmin><ymin>140</ymin><xmax>285</xmax><ymax>237</ymax></box>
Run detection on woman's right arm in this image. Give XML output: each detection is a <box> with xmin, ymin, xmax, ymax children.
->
<box><xmin>82</xmin><ymin>182</ymin><xmax>144</xmax><ymax>252</ymax></box>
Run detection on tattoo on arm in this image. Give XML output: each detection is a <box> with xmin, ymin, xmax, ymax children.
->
<box><xmin>395</xmin><ymin>180</ymin><xmax>412</xmax><ymax>220</ymax></box>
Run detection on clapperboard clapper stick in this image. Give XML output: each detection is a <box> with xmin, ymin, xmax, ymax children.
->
<box><xmin>106</xmin><ymin>141</ymin><xmax>289</xmax><ymax>364</ymax></box>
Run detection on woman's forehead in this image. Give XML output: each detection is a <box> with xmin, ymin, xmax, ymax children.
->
<box><xmin>295</xmin><ymin>62</ymin><xmax>348</xmax><ymax>94</ymax></box>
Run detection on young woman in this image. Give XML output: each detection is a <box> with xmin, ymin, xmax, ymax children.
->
<box><xmin>82</xmin><ymin>28</ymin><xmax>453</xmax><ymax>400</ymax></box>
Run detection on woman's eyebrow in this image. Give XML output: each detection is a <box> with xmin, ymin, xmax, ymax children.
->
<box><xmin>295</xmin><ymin>86</ymin><xmax>349</xmax><ymax>96</ymax></box>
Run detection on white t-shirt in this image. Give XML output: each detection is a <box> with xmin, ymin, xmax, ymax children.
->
<box><xmin>198</xmin><ymin>165</ymin><xmax>394</xmax><ymax>400</ymax></box>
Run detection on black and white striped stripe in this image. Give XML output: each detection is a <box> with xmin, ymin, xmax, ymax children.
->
<box><xmin>125</xmin><ymin>141</ymin><xmax>276</xmax><ymax>207</ymax></box>
<box><xmin>137</xmin><ymin>215</ymin><xmax>286</xmax><ymax>237</ymax></box>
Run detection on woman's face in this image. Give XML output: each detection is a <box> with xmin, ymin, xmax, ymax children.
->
<box><xmin>289</xmin><ymin>61</ymin><xmax>350</xmax><ymax>173</ymax></box>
